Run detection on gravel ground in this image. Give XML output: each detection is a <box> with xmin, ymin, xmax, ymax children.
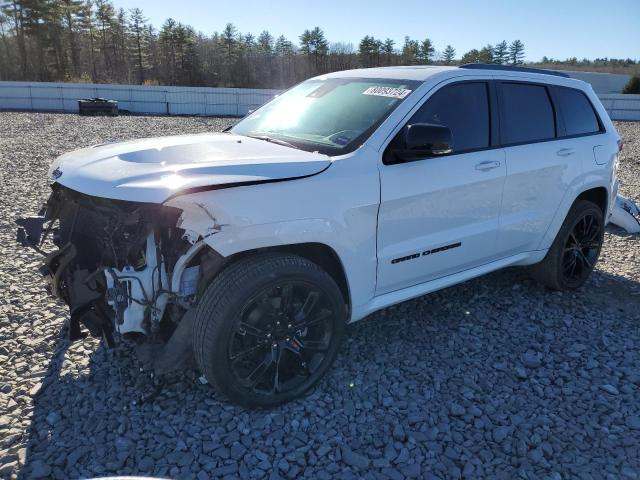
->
<box><xmin>0</xmin><ymin>112</ymin><xmax>639</xmax><ymax>480</ymax></box>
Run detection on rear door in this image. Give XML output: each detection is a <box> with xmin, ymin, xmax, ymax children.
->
<box><xmin>376</xmin><ymin>80</ymin><xmax>506</xmax><ymax>294</ymax></box>
<box><xmin>549</xmin><ymin>85</ymin><xmax>606</xmax><ymax>168</ymax></box>
<box><xmin>497</xmin><ymin>81</ymin><xmax>579</xmax><ymax>255</ymax></box>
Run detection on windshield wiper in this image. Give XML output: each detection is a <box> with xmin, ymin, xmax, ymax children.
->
<box><xmin>246</xmin><ymin>134</ymin><xmax>301</xmax><ymax>151</ymax></box>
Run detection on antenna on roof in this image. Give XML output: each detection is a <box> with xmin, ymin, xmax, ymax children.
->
<box><xmin>459</xmin><ymin>63</ymin><xmax>570</xmax><ymax>78</ymax></box>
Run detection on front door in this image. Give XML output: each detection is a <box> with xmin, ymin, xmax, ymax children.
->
<box><xmin>376</xmin><ymin>81</ymin><xmax>506</xmax><ymax>295</ymax></box>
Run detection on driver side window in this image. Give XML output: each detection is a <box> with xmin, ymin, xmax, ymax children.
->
<box><xmin>411</xmin><ymin>82</ymin><xmax>490</xmax><ymax>153</ymax></box>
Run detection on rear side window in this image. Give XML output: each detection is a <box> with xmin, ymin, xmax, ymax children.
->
<box><xmin>410</xmin><ymin>82</ymin><xmax>490</xmax><ymax>152</ymax></box>
<box><xmin>501</xmin><ymin>83</ymin><xmax>555</xmax><ymax>144</ymax></box>
<box><xmin>552</xmin><ymin>87</ymin><xmax>601</xmax><ymax>136</ymax></box>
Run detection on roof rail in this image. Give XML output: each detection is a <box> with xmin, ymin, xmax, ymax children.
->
<box><xmin>459</xmin><ymin>63</ymin><xmax>570</xmax><ymax>78</ymax></box>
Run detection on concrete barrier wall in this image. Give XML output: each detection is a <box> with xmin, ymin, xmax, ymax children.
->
<box><xmin>0</xmin><ymin>81</ymin><xmax>638</xmax><ymax>121</ymax></box>
<box><xmin>0</xmin><ymin>81</ymin><xmax>281</xmax><ymax>117</ymax></box>
<box><xmin>558</xmin><ymin>70</ymin><xmax>631</xmax><ymax>94</ymax></box>
<box><xmin>598</xmin><ymin>94</ymin><xmax>640</xmax><ymax>121</ymax></box>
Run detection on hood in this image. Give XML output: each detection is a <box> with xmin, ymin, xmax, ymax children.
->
<box><xmin>49</xmin><ymin>133</ymin><xmax>331</xmax><ymax>203</ymax></box>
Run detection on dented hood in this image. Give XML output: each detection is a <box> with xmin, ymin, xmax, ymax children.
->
<box><xmin>48</xmin><ymin>133</ymin><xmax>331</xmax><ymax>203</ymax></box>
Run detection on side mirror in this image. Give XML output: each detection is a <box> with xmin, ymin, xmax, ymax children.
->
<box><xmin>390</xmin><ymin>123</ymin><xmax>453</xmax><ymax>163</ymax></box>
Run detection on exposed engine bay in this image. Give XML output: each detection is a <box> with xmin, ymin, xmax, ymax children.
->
<box><xmin>17</xmin><ymin>184</ymin><xmax>222</xmax><ymax>362</ymax></box>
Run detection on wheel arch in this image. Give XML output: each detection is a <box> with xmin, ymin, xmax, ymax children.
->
<box><xmin>575</xmin><ymin>186</ymin><xmax>608</xmax><ymax>217</ymax></box>
<box><xmin>538</xmin><ymin>183</ymin><xmax>610</xmax><ymax>251</ymax></box>
<box><xmin>198</xmin><ymin>242</ymin><xmax>352</xmax><ymax>318</ymax></box>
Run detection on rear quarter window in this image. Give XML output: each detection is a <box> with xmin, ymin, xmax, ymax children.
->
<box><xmin>551</xmin><ymin>87</ymin><xmax>601</xmax><ymax>136</ymax></box>
<box><xmin>500</xmin><ymin>82</ymin><xmax>555</xmax><ymax>145</ymax></box>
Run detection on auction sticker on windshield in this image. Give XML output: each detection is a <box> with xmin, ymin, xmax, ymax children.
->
<box><xmin>363</xmin><ymin>86</ymin><xmax>412</xmax><ymax>99</ymax></box>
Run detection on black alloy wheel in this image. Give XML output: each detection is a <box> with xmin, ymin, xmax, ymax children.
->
<box><xmin>228</xmin><ymin>281</ymin><xmax>334</xmax><ymax>395</ymax></box>
<box><xmin>194</xmin><ymin>254</ymin><xmax>346</xmax><ymax>407</ymax></box>
<box><xmin>531</xmin><ymin>199</ymin><xmax>604</xmax><ymax>290</ymax></box>
<box><xmin>561</xmin><ymin>212</ymin><xmax>603</xmax><ymax>285</ymax></box>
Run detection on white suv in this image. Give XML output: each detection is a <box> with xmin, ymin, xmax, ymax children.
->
<box><xmin>20</xmin><ymin>65</ymin><xmax>620</xmax><ymax>407</ymax></box>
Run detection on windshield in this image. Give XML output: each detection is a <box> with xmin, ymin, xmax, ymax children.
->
<box><xmin>231</xmin><ymin>77</ymin><xmax>419</xmax><ymax>155</ymax></box>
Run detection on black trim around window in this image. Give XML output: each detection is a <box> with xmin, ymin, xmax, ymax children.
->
<box><xmin>382</xmin><ymin>80</ymin><xmax>495</xmax><ymax>164</ymax></box>
<box><xmin>496</xmin><ymin>80</ymin><xmax>558</xmax><ymax>147</ymax></box>
<box><xmin>548</xmin><ymin>84</ymin><xmax>606</xmax><ymax>138</ymax></box>
<box><xmin>383</xmin><ymin>79</ymin><xmax>608</xmax><ymax>166</ymax></box>
<box><xmin>496</xmin><ymin>80</ymin><xmax>606</xmax><ymax>148</ymax></box>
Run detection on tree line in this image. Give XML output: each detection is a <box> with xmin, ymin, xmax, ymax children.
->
<box><xmin>0</xmin><ymin>1</ymin><xmax>637</xmax><ymax>88</ymax></box>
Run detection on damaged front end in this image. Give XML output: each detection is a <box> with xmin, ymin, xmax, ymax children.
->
<box><xmin>17</xmin><ymin>184</ymin><xmax>219</xmax><ymax>362</ymax></box>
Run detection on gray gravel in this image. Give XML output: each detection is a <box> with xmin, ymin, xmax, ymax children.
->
<box><xmin>1</xmin><ymin>112</ymin><xmax>639</xmax><ymax>480</ymax></box>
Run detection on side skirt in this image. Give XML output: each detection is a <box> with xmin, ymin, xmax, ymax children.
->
<box><xmin>351</xmin><ymin>250</ymin><xmax>548</xmax><ymax>322</ymax></box>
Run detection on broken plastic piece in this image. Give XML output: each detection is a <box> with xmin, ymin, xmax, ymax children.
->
<box><xmin>609</xmin><ymin>194</ymin><xmax>640</xmax><ymax>233</ymax></box>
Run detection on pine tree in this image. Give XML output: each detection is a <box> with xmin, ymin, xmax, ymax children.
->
<box><xmin>94</xmin><ymin>0</ymin><xmax>115</xmax><ymax>76</ymax></box>
<box><xmin>159</xmin><ymin>18</ymin><xmax>177</xmax><ymax>83</ymax></box>
<box><xmin>402</xmin><ymin>36</ymin><xmax>419</xmax><ymax>65</ymax></box>
<box><xmin>382</xmin><ymin>38</ymin><xmax>394</xmax><ymax>66</ymax></box>
<box><xmin>128</xmin><ymin>7</ymin><xmax>147</xmax><ymax>83</ymax></box>
<box><xmin>59</xmin><ymin>0</ymin><xmax>84</xmax><ymax>78</ymax></box>
<box><xmin>442</xmin><ymin>45</ymin><xmax>455</xmax><ymax>65</ymax></box>
<box><xmin>274</xmin><ymin>35</ymin><xmax>294</xmax><ymax>56</ymax></box>
<box><xmin>79</xmin><ymin>0</ymin><xmax>98</xmax><ymax>80</ymax></box>
<box><xmin>478</xmin><ymin>44</ymin><xmax>494</xmax><ymax>64</ymax></box>
<box><xmin>509</xmin><ymin>39</ymin><xmax>525</xmax><ymax>65</ymax></box>
<box><xmin>493</xmin><ymin>40</ymin><xmax>508</xmax><ymax>64</ymax></box>
<box><xmin>257</xmin><ymin>30</ymin><xmax>273</xmax><ymax>54</ymax></box>
<box><xmin>299</xmin><ymin>26</ymin><xmax>328</xmax><ymax>73</ymax></box>
<box><xmin>460</xmin><ymin>49</ymin><xmax>481</xmax><ymax>64</ymax></box>
<box><xmin>299</xmin><ymin>26</ymin><xmax>328</xmax><ymax>56</ymax></box>
<box><xmin>0</xmin><ymin>11</ymin><xmax>10</xmax><ymax>77</ymax></box>
<box><xmin>0</xmin><ymin>0</ymin><xmax>28</xmax><ymax>76</ymax></box>
<box><xmin>221</xmin><ymin>22</ymin><xmax>236</xmax><ymax>59</ymax></box>
<box><xmin>358</xmin><ymin>35</ymin><xmax>381</xmax><ymax>67</ymax></box>
<box><xmin>419</xmin><ymin>38</ymin><xmax>434</xmax><ymax>64</ymax></box>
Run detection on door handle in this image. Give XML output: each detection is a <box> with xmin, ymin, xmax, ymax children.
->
<box><xmin>557</xmin><ymin>148</ymin><xmax>575</xmax><ymax>157</ymax></box>
<box><xmin>475</xmin><ymin>160</ymin><xmax>501</xmax><ymax>171</ymax></box>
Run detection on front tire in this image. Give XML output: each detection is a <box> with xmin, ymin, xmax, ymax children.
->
<box><xmin>530</xmin><ymin>200</ymin><xmax>604</xmax><ymax>290</ymax></box>
<box><xmin>193</xmin><ymin>253</ymin><xmax>346</xmax><ymax>408</ymax></box>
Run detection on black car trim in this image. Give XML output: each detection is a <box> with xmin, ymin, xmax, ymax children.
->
<box><xmin>162</xmin><ymin>162</ymin><xmax>333</xmax><ymax>203</ymax></box>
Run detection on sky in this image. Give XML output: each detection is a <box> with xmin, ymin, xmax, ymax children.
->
<box><xmin>110</xmin><ymin>0</ymin><xmax>640</xmax><ymax>61</ymax></box>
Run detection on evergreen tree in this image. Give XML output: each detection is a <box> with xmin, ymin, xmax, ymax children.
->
<box><xmin>299</xmin><ymin>26</ymin><xmax>328</xmax><ymax>73</ymax></box>
<box><xmin>442</xmin><ymin>44</ymin><xmax>455</xmax><ymax>65</ymax></box>
<box><xmin>402</xmin><ymin>36</ymin><xmax>419</xmax><ymax>65</ymax></box>
<box><xmin>509</xmin><ymin>39</ymin><xmax>525</xmax><ymax>65</ymax></box>
<box><xmin>59</xmin><ymin>0</ymin><xmax>84</xmax><ymax>77</ymax></box>
<box><xmin>0</xmin><ymin>0</ymin><xmax>28</xmax><ymax>76</ymax></box>
<box><xmin>460</xmin><ymin>48</ymin><xmax>481</xmax><ymax>64</ymax></box>
<box><xmin>221</xmin><ymin>22</ymin><xmax>236</xmax><ymax>58</ymax></box>
<box><xmin>478</xmin><ymin>44</ymin><xmax>494</xmax><ymax>63</ymax></box>
<box><xmin>274</xmin><ymin>35</ymin><xmax>294</xmax><ymax>56</ymax></box>
<box><xmin>80</xmin><ymin>0</ymin><xmax>99</xmax><ymax>80</ymax></box>
<box><xmin>94</xmin><ymin>0</ymin><xmax>115</xmax><ymax>77</ymax></box>
<box><xmin>128</xmin><ymin>7</ymin><xmax>147</xmax><ymax>83</ymax></box>
<box><xmin>0</xmin><ymin>8</ymin><xmax>636</xmax><ymax>89</ymax></box>
<box><xmin>419</xmin><ymin>38</ymin><xmax>434</xmax><ymax>64</ymax></box>
<box><xmin>299</xmin><ymin>26</ymin><xmax>328</xmax><ymax>56</ymax></box>
<box><xmin>257</xmin><ymin>30</ymin><xmax>273</xmax><ymax>54</ymax></box>
<box><xmin>493</xmin><ymin>40</ymin><xmax>508</xmax><ymax>64</ymax></box>
<box><xmin>359</xmin><ymin>35</ymin><xmax>381</xmax><ymax>67</ymax></box>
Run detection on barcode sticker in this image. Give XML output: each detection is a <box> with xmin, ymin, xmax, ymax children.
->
<box><xmin>362</xmin><ymin>86</ymin><xmax>412</xmax><ymax>99</ymax></box>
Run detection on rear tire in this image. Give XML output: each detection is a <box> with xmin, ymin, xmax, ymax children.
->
<box><xmin>193</xmin><ymin>253</ymin><xmax>346</xmax><ymax>408</ymax></box>
<box><xmin>530</xmin><ymin>200</ymin><xmax>604</xmax><ymax>290</ymax></box>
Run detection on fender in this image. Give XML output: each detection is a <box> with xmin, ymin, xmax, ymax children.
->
<box><xmin>165</xmin><ymin>159</ymin><xmax>381</xmax><ymax>321</ymax></box>
<box><xmin>538</xmin><ymin>180</ymin><xmax>610</xmax><ymax>250</ymax></box>
<box><xmin>178</xmin><ymin>216</ymin><xmax>377</xmax><ymax>322</ymax></box>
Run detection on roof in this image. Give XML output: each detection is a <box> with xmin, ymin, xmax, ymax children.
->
<box><xmin>322</xmin><ymin>66</ymin><xmax>457</xmax><ymax>81</ymax></box>
<box><xmin>321</xmin><ymin>65</ymin><xmax>586</xmax><ymax>85</ymax></box>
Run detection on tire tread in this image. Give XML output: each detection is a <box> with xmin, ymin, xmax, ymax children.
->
<box><xmin>193</xmin><ymin>253</ymin><xmax>343</xmax><ymax>406</ymax></box>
